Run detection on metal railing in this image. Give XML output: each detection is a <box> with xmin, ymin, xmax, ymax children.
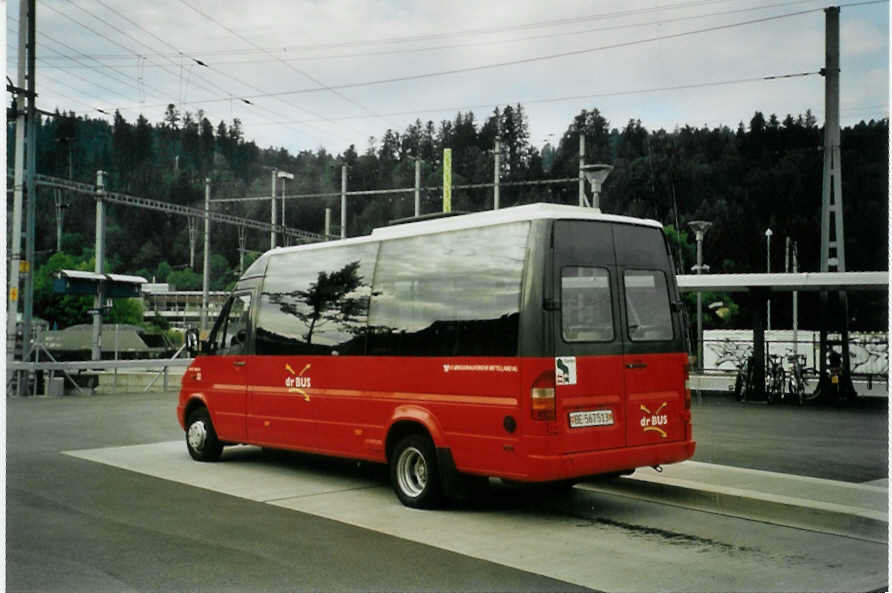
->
<box><xmin>7</xmin><ymin>350</ymin><xmax>193</xmax><ymax>396</ymax></box>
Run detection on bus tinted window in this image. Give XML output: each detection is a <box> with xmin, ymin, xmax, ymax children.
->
<box><xmin>208</xmin><ymin>292</ymin><xmax>252</xmax><ymax>355</ymax></box>
<box><xmin>561</xmin><ymin>267</ymin><xmax>614</xmax><ymax>343</ymax></box>
<box><xmin>623</xmin><ymin>270</ymin><xmax>673</xmax><ymax>341</ymax></box>
<box><xmin>255</xmin><ymin>243</ymin><xmax>379</xmax><ymax>355</ymax></box>
<box><xmin>367</xmin><ymin>221</ymin><xmax>529</xmax><ymax>356</ymax></box>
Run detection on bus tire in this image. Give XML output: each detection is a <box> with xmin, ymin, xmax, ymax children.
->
<box><xmin>186</xmin><ymin>408</ymin><xmax>223</xmax><ymax>462</ymax></box>
<box><xmin>390</xmin><ymin>434</ymin><xmax>441</xmax><ymax>509</ymax></box>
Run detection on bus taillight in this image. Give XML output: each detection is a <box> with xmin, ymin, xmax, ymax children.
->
<box><xmin>531</xmin><ymin>370</ymin><xmax>556</xmax><ymax>421</ymax></box>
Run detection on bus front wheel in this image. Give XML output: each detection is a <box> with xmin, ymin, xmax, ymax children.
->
<box><xmin>186</xmin><ymin>408</ymin><xmax>223</xmax><ymax>462</ymax></box>
<box><xmin>390</xmin><ymin>435</ymin><xmax>441</xmax><ymax>509</ymax></box>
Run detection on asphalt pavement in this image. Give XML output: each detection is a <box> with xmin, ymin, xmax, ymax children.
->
<box><xmin>5</xmin><ymin>389</ymin><xmax>888</xmax><ymax>592</ymax></box>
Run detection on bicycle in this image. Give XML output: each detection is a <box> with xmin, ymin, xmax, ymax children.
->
<box><xmin>765</xmin><ymin>354</ymin><xmax>786</xmax><ymax>404</ymax></box>
<box><xmin>734</xmin><ymin>355</ymin><xmax>755</xmax><ymax>402</ymax></box>
<box><xmin>785</xmin><ymin>353</ymin><xmax>809</xmax><ymax>406</ymax></box>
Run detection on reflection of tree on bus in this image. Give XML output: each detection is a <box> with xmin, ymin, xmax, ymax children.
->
<box><xmin>268</xmin><ymin>261</ymin><xmax>366</xmax><ymax>345</ymax></box>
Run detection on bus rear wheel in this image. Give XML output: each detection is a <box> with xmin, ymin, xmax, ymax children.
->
<box><xmin>390</xmin><ymin>435</ymin><xmax>441</xmax><ymax>509</ymax></box>
<box><xmin>186</xmin><ymin>408</ymin><xmax>223</xmax><ymax>462</ymax></box>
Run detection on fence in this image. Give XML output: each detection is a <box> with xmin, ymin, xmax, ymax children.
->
<box><xmin>702</xmin><ymin>329</ymin><xmax>888</xmax><ymax>378</ymax></box>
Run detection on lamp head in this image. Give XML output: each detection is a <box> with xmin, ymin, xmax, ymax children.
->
<box><xmin>687</xmin><ymin>220</ymin><xmax>712</xmax><ymax>239</ymax></box>
<box><xmin>581</xmin><ymin>163</ymin><xmax>613</xmax><ymax>187</ymax></box>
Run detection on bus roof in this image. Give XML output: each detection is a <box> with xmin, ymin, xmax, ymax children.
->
<box><xmin>369</xmin><ymin>203</ymin><xmax>662</xmax><ymax>240</ymax></box>
<box><xmin>245</xmin><ymin>203</ymin><xmax>663</xmax><ymax>276</ymax></box>
<box><xmin>287</xmin><ymin>203</ymin><xmax>656</xmax><ymax>249</ymax></box>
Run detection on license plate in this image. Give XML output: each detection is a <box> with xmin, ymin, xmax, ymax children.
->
<box><xmin>569</xmin><ymin>409</ymin><xmax>614</xmax><ymax>428</ymax></box>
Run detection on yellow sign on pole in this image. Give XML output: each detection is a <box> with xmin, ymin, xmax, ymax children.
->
<box><xmin>19</xmin><ymin>261</ymin><xmax>29</xmax><ymax>273</ymax></box>
<box><xmin>9</xmin><ymin>287</ymin><xmax>18</xmax><ymax>302</ymax></box>
<box><xmin>442</xmin><ymin>148</ymin><xmax>452</xmax><ymax>213</ymax></box>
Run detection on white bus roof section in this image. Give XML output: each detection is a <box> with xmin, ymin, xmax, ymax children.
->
<box><xmin>264</xmin><ymin>203</ymin><xmax>663</xmax><ymax>258</ymax></box>
<box><xmin>57</xmin><ymin>270</ymin><xmax>148</xmax><ymax>284</ymax></box>
<box><xmin>369</xmin><ymin>203</ymin><xmax>662</xmax><ymax>241</ymax></box>
<box><xmin>677</xmin><ymin>272</ymin><xmax>889</xmax><ymax>292</ymax></box>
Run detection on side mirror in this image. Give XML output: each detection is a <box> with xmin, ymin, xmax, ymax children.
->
<box><xmin>185</xmin><ymin>328</ymin><xmax>200</xmax><ymax>357</ymax></box>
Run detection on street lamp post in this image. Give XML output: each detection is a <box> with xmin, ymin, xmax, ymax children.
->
<box><xmin>277</xmin><ymin>171</ymin><xmax>294</xmax><ymax>245</ymax></box>
<box><xmin>688</xmin><ymin>220</ymin><xmax>712</xmax><ymax>372</ymax></box>
<box><xmin>765</xmin><ymin>228</ymin><xmax>773</xmax><ymax>331</ymax></box>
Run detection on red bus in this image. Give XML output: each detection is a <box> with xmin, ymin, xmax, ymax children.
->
<box><xmin>177</xmin><ymin>203</ymin><xmax>695</xmax><ymax>508</ymax></box>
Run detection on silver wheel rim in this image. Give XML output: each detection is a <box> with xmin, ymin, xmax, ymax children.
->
<box><xmin>187</xmin><ymin>420</ymin><xmax>207</xmax><ymax>452</ymax></box>
<box><xmin>396</xmin><ymin>446</ymin><xmax>427</xmax><ymax>498</ymax></box>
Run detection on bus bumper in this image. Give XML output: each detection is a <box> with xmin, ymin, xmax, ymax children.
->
<box><xmin>523</xmin><ymin>440</ymin><xmax>696</xmax><ymax>482</ymax></box>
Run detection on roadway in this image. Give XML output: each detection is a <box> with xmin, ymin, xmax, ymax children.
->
<box><xmin>6</xmin><ymin>390</ymin><xmax>888</xmax><ymax>592</ymax></box>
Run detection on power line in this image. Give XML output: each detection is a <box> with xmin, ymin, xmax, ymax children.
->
<box><xmin>76</xmin><ymin>0</ymin><xmax>371</xmax><ymax>143</ymax></box>
<box><xmin>150</xmin><ymin>7</ymin><xmax>835</xmax><ymax>104</ymax></box>
<box><xmin>179</xmin><ymin>0</ymin><xmax>743</xmax><ymax>55</ymax></box>
<box><xmin>50</xmin><ymin>0</ymin><xmax>251</xmax><ymax>123</ymax></box>
<box><xmin>34</xmin><ymin>2</ymin><xmax>349</xmax><ymax>146</ymax></box>
<box><xmin>176</xmin><ymin>0</ymin><xmax>402</xmax><ymax>133</ymax></box>
<box><xmin>248</xmin><ymin>71</ymin><xmax>823</xmax><ymax>127</ymax></box>
<box><xmin>30</xmin><ymin>0</ymin><xmax>822</xmax><ymax>65</ymax></box>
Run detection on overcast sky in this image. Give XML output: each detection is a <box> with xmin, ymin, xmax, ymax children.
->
<box><xmin>6</xmin><ymin>0</ymin><xmax>889</xmax><ymax>155</ymax></box>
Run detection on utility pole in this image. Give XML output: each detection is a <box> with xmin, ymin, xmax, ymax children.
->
<box><xmin>7</xmin><ymin>0</ymin><xmax>31</xmax><ymax>383</ymax></box>
<box><xmin>442</xmin><ymin>148</ymin><xmax>452</xmax><ymax>213</ymax></box>
<box><xmin>187</xmin><ymin>216</ymin><xmax>197</xmax><ymax>269</ymax></box>
<box><xmin>270</xmin><ymin>168</ymin><xmax>277</xmax><ymax>249</ymax></box>
<box><xmin>765</xmin><ymin>228</ymin><xmax>773</xmax><ymax>331</ymax></box>
<box><xmin>201</xmin><ymin>178</ymin><xmax>210</xmax><ymax>332</ymax></box>
<box><xmin>277</xmin><ymin>170</ymin><xmax>294</xmax><ymax>246</ymax></box>
<box><xmin>578</xmin><ymin>133</ymin><xmax>586</xmax><ymax>207</ymax></box>
<box><xmin>817</xmin><ymin>6</ymin><xmax>855</xmax><ymax>400</ymax></box>
<box><xmin>792</xmin><ymin>240</ymin><xmax>799</xmax><ymax>356</ymax></box>
<box><xmin>493</xmin><ymin>137</ymin><xmax>501</xmax><ymax>210</ymax></box>
<box><xmin>91</xmin><ymin>170</ymin><xmax>106</xmax><ymax>361</ymax></box>
<box><xmin>237</xmin><ymin>225</ymin><xmax>246</xmax><ymax>275</ymax></box>
<box><xmin>21</xmin><ymin>0</ymin><xmax>37</xmax><ymax>369</ymax></box>
<box><xmin>414</xmin><ymin>158</ymin><xmax>421</xmax><ymax>217</ymax></box>
<box><xmin>688</xmin><ymin>221</ymin><xmax>712</xmax><ymax>372</ymax></box>
<box><xmin>340</xmin><ymin>164</ymin><xmax>348</xmax><ymax>239</ymax></box>
<box><xmin>820</xmin><ymin>6</ymin><xmax>845</xmax><ymax>275</ymax></box>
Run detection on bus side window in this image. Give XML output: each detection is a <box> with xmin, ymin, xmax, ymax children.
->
<box><xmin>216</xmin><ymin>293</ymin><xmax>252</xmax><ymax>355</ymax></box>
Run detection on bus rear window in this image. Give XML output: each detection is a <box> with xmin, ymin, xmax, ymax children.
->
<box><xmin>561</xmin><ymin>267</ymin><xmax>614</xmax><ymax>343</ymax></box>
<box><xmin>623</xmin><ymin>270</ymin><xmax>673</xmax><ymax>341</ymax></box>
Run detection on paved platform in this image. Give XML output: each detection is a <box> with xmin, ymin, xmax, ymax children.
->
<box><xmin>578</xmin><ymin>460</ymin><xmax>888</xmax><ymax>543</ymax></box>
<box><xmin>63</xmin><ymin>441</ymin><xmax>888</xmax><ymax>592</ymax></box>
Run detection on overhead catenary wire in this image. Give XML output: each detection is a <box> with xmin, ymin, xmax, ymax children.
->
<box><xmin>12</xmin><ymin>2</ymin><xmax>349</xmax><ymax>146</ymax></box>
<box><xmin>35</xmin><ymin>0</ymin><xmax>838</xmax><ymax>68</ymax></box>
<box><xmin>12</xmin><ymin>0</ymin><xmax>886</xmax><ymax>148</ymax></box>
<box><xmin>35</xmin><ymin>1</ymin><xmax>340</xmax><ymax>146</ymax></box>
<box><xmin>103</xmin><ymin>6</ymin><xmax>853</xmax><ymax>107</ymax></box>
<box><xmin>176</xmin><ymin>0</ymin><xmax>404</xmax><ymax>134</ymax></box>
<box><xmin>75</xmin><ymin>0</ymin><xmax>355</xmax><ymax>143</ymax></box>
<box><xmin>247</xmin><ymin>71</ymin><xmax>823</xmax><ymax>127</ymax></box>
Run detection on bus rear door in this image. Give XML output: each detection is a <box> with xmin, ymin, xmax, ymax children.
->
<box><xmin>613</xmin><ymin>224</ymin><xmax>688</xmax><ymax>447</ymax></box>
<box><xmin>552</xmin><ymin>220</ymin><xmax>627</xmax><ymax>454</ymax></box>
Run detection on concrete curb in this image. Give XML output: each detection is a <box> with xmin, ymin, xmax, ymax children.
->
<box><xmin>575</xmin><ymin>474</ymin><xmax>888</xmax><ymax>543</ymax></box>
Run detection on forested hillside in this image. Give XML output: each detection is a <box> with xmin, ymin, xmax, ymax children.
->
<box><xmin>8</xmin><ymin>103</ymin><xmax>888</xmax><ymax>331</ymax></box>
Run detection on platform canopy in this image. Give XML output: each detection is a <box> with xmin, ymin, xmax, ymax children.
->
<box><xmin>53</xmin><ymin>269</ymin><xmax>148</xmax><ymax>298</ymax></box>
<box><xmin>677</xmin><ymin>271</ymin><xmax>888</xmax><ymax>293</ymax></box>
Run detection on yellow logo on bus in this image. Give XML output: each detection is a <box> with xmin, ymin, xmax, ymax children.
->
<box><xmin>639</xmin><ymin>402</ymin><xmax>668</xmax><ymax>438</ymax></box>
<box><xmin>285</xmin><ymin>363</ymin><xmax>312</xmax><ymax>401</ymax></box>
